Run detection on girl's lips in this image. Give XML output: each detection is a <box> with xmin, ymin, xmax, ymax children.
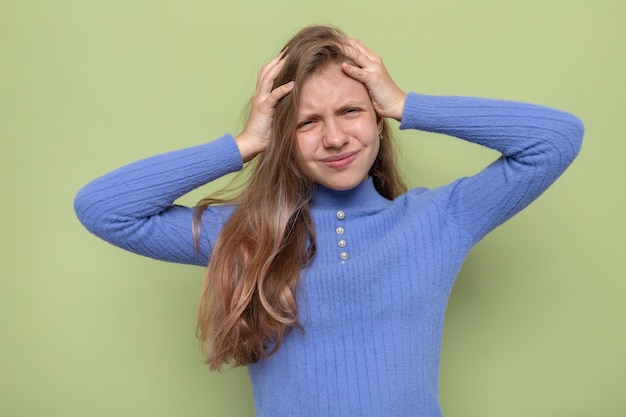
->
<box><xmin>322</xmin><ymin>151</ymin><xmax>358</xmax><ymax>169</ymax></box>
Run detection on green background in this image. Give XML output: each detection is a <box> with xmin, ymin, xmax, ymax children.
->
<box><xmin>2</xmin><ymin>0</ymin><xmax>624</xmax><ymax>416</ymax></box>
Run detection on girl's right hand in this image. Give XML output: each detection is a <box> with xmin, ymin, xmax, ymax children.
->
<box><xmin>235</xmin><ymin>50</ymin><xmax>294</xmax><ymax>162</ymax></box>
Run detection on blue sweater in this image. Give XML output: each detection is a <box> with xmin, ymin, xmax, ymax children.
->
<box><xmin>74</xmin><ymin>93</ymin><xmax>584</xmax><ymax>416</ymax></box>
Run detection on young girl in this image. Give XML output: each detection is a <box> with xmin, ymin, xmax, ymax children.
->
<box><xmin>74</xmin><ymin>25</ymin><xmax>584</xmax><ymax>416</ymax></box>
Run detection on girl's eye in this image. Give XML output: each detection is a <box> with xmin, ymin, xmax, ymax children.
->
<box><xmin>297</xmin><ymin>120</ymin><xmax>314</xmax><ymax>129</ymax></box>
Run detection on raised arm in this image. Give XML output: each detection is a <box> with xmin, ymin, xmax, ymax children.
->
<box><xmin>73</xmin><ymin>135</ymin><xmax>243</xmax><ymax>265</ymax></box>
<box><xmin>341</xmin><ymin>37</ymin><xmax>583</xmax><ymax>243</ymax></box>
<box><xmin>74</xmin><ymin>51</ymin><xmax>295</xmax><ymax>266</ymax></box>
<box><xmin>400</xmin><ymin>92</ymin><xmax>584</xmax><ymax>242</ymax></box>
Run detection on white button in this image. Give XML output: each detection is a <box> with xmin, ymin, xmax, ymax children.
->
<box><xmin>340</xmin><ymin>251</ymin><xmax>349</xmax><ymax>260</ymax></box>
<box><xmin>336</xmin><ymin>210</ymin><xmax>346</xmax><ymax>220</ymax></box>
<box><xmin>337</xmin><ymin>239</ymin><xmax>346</xmax><ymax>248</ymax></box>
<box><xmin>335</xmin><ymin>226</ymin><xmax>344</xmax><ymax>235</ymax></box>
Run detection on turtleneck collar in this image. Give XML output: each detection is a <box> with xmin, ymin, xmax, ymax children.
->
<box><xmin>310</xmin><ymin>177</ymin><xmax>390</xmax><ymax>212</ymax></box>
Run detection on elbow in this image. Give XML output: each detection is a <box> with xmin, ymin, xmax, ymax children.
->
<box><xmin>524</xmin><ymin>110</ymin><xmax>585</xmax><ymax>177</ymax></box>
<box><xmin>74</xmin><ymin>184</ymin><xmax>100</xmax><ymax>236</ymax></box>
<box><xmin>73</xmin><ymin>183</ymin><xmax>114</xmax><ymax>240</ymax></box>
<box><xmin>567</xmin><ymin>113</ymin><xmax>585</xmax><ymax>160</ymax></box>
<box><xmin>549</xmin><ymin>111</ymin><xmax>584</xmax><ymax>168</ymax></box>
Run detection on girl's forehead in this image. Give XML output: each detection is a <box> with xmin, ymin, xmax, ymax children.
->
<box><xmin>298</xmin><ymin>63</ymin><xmax>370</xmax><ymax>111</ymax></box>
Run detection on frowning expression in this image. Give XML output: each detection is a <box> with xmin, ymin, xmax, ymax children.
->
<box><xmin>295</xmin><ymin>62</ymin><xmax>381</xmax><ymax>191</ymax></box>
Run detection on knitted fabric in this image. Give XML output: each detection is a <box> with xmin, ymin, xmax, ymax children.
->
<box><xmin>74</xmin><ymin>93</ymin><xmax>584</xmax><ymax>416</ymax></box>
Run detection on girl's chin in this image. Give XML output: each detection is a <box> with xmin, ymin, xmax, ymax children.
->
<box><xmin>317</xmin><ymin>175</ymin><xmax>367</xmax><ymax>191</ymax></box>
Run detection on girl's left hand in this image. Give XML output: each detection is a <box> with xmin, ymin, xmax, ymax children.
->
<box><xmin>341</xmin><ymin>38</ymin><xmax>406</xmax><ymax>121</ymax></box>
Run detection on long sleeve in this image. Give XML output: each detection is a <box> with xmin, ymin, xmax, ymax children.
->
<box><xmin>73</xmin><ymin>134</ymin><xmax>243</xmax><ymax>266</ymax></box>
<box><xmin>399</xmin><ymin>93</ymin><xmax>584</xmax><ymax>243</ymax></box>
<box><xmin>243</xmin><ymin>96</ymin><xmax>584</xmax><ymax>416</ymax></box>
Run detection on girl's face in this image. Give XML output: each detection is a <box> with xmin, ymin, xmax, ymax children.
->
<box><xmin>295</xmin><ymin>62</ymin><xmax>381</xmax><ymax>191</ymax></box>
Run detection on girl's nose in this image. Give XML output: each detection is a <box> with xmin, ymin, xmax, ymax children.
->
<box><xmin>322</xmin><ymin>121</ymin><xmax>348</xmax><ymax>149</ymax></box>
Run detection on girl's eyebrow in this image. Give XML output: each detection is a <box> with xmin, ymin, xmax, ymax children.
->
<box><xmin>297</xmin><ymin>100</ymin><xmax>370</xmax><ymax>120</ymax></box>
<box><xmin>296</xmin><ymin>111</ymin><xmax>318</xmax><ymax>122</ymax></box>
<box><xmin>337</xmin><ymin>101</ymin><xmax>368</xmax><ymax>111</ymax></box>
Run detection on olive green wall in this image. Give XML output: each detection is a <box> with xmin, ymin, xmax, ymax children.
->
<box><xmin>2</xmin><ymin>0</ymin><xmax>624</xmax><ymax>416</ymax></box>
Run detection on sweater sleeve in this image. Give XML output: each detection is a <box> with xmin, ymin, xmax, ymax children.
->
<box><xmin>73</xmin><ymin>134</ymin><xmax>243</xmax><ymax>266</ymax></box>
<box><xmin>399</xmin><ymin>93</ymin><xmax>584</xmax><ymax>243</ymax></box>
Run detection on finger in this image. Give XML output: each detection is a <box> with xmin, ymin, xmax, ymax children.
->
<box><xmin>341</xmin><ymin>61</ymin><xmax>368</xmax><ymax>83</ymax></box>
<box><xmin>342</xmin><ymin>42</ymin><xmax>364</xmax><ymax>67</ymax></box>
<box><xmin>252</xmin><ymin>80</ymin><xmax>294</xmax><ymax>120</ymax></box>
<box><xmin>257</xmin><ymin>49</ymin><xmax>287</xmax><ymax>79</ymax></box>
<box><xmin>268</xmin><ymin>81</ymin><xmax>295</xmax><ymax>103</ymax></box>
<box><xmin>343</xmin><ymin>38</ymin><xmax>378</xmax><ymax>66</ymax></box>
<box><xmin>255</xmin><ymin>53</ymin><xmax>289</xmax><ymax>95</ymax></box>
<box><xmin>346</xmin><ymin>38</ymin><xmax>373</xmax><ymax>56</ymax></box>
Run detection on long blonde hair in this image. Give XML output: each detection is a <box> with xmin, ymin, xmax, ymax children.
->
<box><xmin>194</xmin><ymin>25</ymin><xmax>407</xmax><ymax>371</ymax></box>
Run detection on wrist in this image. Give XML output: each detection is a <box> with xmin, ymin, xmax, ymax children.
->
<box><xmin>234</xmin><ymin>133</ymin><xmax>265</xmax><ymax>163</ymax></box>
<box><xmin>391</xmin><ymin>93</ymin><xmax>407</xmax><ymax>122</ymax></box>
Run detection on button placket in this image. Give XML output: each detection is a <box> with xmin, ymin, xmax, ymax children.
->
<box><xmin>336</xmin><ymin>210</ymin><xmax>348</xmax><ymax>261</ymax></box>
